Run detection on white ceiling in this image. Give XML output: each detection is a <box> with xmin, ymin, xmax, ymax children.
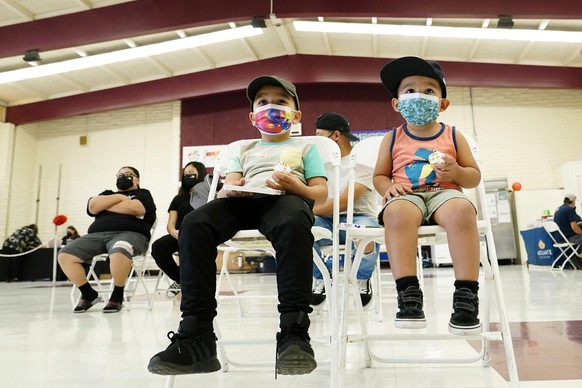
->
<box><xmin>1</xmin><ymin>0</ymin><xmax>581</xmax><ymax>123</ymax></box>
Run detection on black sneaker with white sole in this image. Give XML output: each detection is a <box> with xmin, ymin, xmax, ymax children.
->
<box><xmin>166</xmin><ymin>281</ymin><xmax>181</xmax><ymax>297</ymax></box>
<box><xmin>357</xmin><ymin>279</ymin><xmax>373</xmax><ymax>309</ymax></box>
<box><xmin>448</xmin><ymin>288</ymin><xmax>481</xmax><ymax>335</ymax></box>
<box><xmin>394</xmin><ymin>285</ymin><xmax>426</xmax><ymax>329</ymax></box>
<box><xmin>311</xmin><ymin>279</ymin><xmax>326</xmax><ymax>307</ymax></box>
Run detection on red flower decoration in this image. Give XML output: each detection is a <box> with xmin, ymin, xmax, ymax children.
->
<box><xmin>53</xmin><ymin>214</ymin><xmax>67</xmax><ymax>226</ymax></box>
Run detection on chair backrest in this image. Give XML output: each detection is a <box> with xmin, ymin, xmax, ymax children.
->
<box><xmin>207</xmin><ymin>139</ymin><xmax>248</xmax><ymax>201</ymax></box>
<box><xmin>345</xmin><ymin>136</ymin><xmax>384</xmax><ymax>225</ymax></box>
<box><xmin>542</xmin><ymin>221</ymin><xmax>568</xmax><ymax>245</ymax></box>
<box><xmin>350</xmin><ymin>135</ymin><xmax>384</xmax><ymax>169</ymax></box>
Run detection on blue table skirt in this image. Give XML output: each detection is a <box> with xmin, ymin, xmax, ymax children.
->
<box><xmin>519</xmin><ymin>227</ymin><xmax>559</xmax><ymax>266</ymax></box>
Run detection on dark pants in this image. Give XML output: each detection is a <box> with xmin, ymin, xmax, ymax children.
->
<box><xmin>0</xmin><ymin>249</ymin><xmax>20</xmax><ymax>282</ymax></box>
<box><xmin>179</xmin><ymin>195</ymin><xmax>315</xmax><ymax>321</ymax></box>
<box><xmin>151</xmin><ymin>234</ymin><xmax>180</xmax><ymax>283</ymax></box>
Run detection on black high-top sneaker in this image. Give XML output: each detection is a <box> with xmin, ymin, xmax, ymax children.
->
<box><xmin>448</xmin><ymin>288</ymin><xmax>481</xmax><ymax>335</ymax></box>
<box><xmin>275</xmin><ymin>311</ymin><xmax>317</xmax><ymax>376</ymax></box>
<box><xmin>394</xmin><ymin>285</ymin><xmax>427</xmax><ymax>329</ymax></box>
<box><xmin>148</xmin><ymin>316</ymin><xmax>221</xmax><ymax>375</ymax></box>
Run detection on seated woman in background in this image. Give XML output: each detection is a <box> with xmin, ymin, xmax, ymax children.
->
<box><xmin>61</xmin><ymin>226</ymin><xmax>81</xmax><ymax>246</ymax></box>
<box><xmin>151</xmin><ymin>161</ymin><xmax>211</xmax><ymax>297</ymax></box>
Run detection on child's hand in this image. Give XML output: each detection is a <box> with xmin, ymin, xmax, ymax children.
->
<box><xmin>267</xmin><ymin>171</ymin><xmax>299</xmax><ymax>193</ymax></box>
<box><xmin>268</xmin><ymin>163</ymin><xmax>291</xmax><ymax>187</ymax></box>
<box><xmin>382</xmin><ymin>183</ymin><xmax>413</xmax><ymax>203</ymax></box>
<box><xmin>221</xmin><ymin>178</ymin><xmax>253</xmax><ymax>198</ymax></box>
<box><xmin>431</xmin><ymin>154</ymin><xmax>459</xmax><ymax>181</ymax></box>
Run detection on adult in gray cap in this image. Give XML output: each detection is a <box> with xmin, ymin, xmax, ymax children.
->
<box><xmin>312</xmin><ymin>112</ymin><xmax>379</xmax><ymax>309</ymax></box>
<box><xmin>553</xmin><ymin>194</ymin><xmax>582</xmax><ymax>265</ymax></box>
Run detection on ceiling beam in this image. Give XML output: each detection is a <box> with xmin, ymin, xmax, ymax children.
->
<box><xmin>0</xmin><ymin>0</ymin><xmax>581</xmax><ymax>58</ymax></box>
<box><xmin>7</xmin><ymin>54</ymin><xmax>582</xmax><ymax>125</ymax></box>
<box><xmin>0</xmin><ymin>0</ymin><xmax>35</xmax><ymax>20</ymax></box>
<box><xmin>2</xmin><ymin>1</ymin><xmax>582</xmax><ymax>124</ymax></box>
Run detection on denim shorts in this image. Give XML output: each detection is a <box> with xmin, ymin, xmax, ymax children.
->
<box><xmin>58</xmin><ymin>231</ymin><xmax>148</xmax><ymax>262</ymax></box>
<box><xmin>379</xmin><ymin>189</ymin><xmax>476</xmax><ymax>225</ymax></box>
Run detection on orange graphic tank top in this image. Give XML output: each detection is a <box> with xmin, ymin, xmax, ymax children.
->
<box><xmin>390</xmin><ymin>123</ymin><xmax>461</xmax><ymax>192</ymax></box>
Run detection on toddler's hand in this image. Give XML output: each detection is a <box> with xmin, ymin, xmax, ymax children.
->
<box><xmin>383</xmin><ymin>183</ymin><xmax>413</xmax><ymax>202</ymax></box>
<box><xmin>428</xmin><ymin>151</ymin><xmax>446</xmax><ymax>165</ymax></box>
<box><xmin>432</xmin><ymin>154</ymin><xmax>459</xmax><ymax>181</ymax></box>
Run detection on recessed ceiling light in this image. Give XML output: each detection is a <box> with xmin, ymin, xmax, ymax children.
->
<box><xmin>293</xmin><ymin>20</ymin><xmax>582</xmax><ymax>43</ymax></box>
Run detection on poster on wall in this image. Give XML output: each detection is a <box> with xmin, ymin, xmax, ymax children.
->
<box><xmin>182</xmin><ymin>145</ymin><xmax>224</xmax><ymax>168</ymax></box>
<box><xmin>181</xmin><ymin>129</ymin><xmax>389</xmax><ymax>168</ymax></box>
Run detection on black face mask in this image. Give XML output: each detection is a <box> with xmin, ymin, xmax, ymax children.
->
<box><xmin>183</xmin><ymin>174</ymin><xmax>199</xmax><ymax>189</ymax></box>
<box><xmin>116</xmin><ymin>176</ymin><xmax>134</xmax><ymax>190</ymax></box>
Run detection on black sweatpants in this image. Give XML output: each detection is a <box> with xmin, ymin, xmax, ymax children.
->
<box><xmin>178</xmin><ymin>195</ymin><xmax>315</xmax><ymax>321</ymax></box>
<box><xmin>151</xmin><ymin>234</ymin><xmax>180</xmax><ymax>283</ymax></box>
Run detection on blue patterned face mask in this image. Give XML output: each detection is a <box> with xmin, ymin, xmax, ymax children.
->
<box><xmin>397</xmin><ymin>93</ymin><xmax>440</xmax><ymax>126</ymax></box>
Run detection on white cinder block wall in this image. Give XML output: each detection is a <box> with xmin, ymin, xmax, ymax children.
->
<box><xmin>1</xmin><ymin>102</ymin><xmax>181</xmax><ymax>243</ymax></box>
<box><xmin>440</xmin><ymin>87</ymin><xmax>582</xmax><ymax>189</ymax></box>
<box><xmin>1</xmin><ymin>87</ymin><xmax>581</xmax><ymax>255</ymax></box>
<box><xmin>0</xmin><ymin>122</ymin><xmax>16</xmax><ymax>239</ymax></box>
<box><xmin>0</xmin><ymin>124</ymin><xmax>39</xmax><ymax>241</ymax></box>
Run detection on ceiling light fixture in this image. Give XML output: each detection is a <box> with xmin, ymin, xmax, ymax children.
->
<box><xmin>23</xmin><ymin>50</ymin><xmax>41</xmax><ymax>66</ymax></box>
<box><xmin>293</xmin><ymin>20</ymin><xmax>582</xmax><ymax>44</ymax></box>
<box><xmin>0</xmin><ymin>25</ymin><xmax>262</xmax><ymax>85</ymax></box>
<box><xmin>251</xmin><ymin>16</ymin><xmax>267</xmax><ymax>28</ymax></box>
<box><xmin>497</xmin><ymin>15</ymin><xmax>514</xmax><ymax>29</ymax></box>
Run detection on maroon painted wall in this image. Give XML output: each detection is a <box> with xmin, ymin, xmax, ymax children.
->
<box><xmin>181</xmin><ymin>83</ymin><xmax>404</xmax><ymax>147</ymax></box>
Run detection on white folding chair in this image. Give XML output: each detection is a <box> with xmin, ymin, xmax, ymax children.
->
<box><xmin>70</xmin><ymin>220</ymin><xmax>159</xmax><ymax>310</ymax></box>
<box><xmin>337</xmin><ymin>135</ymin><xmax>520</xmax><ymax>388</ymax></box>
<box><xmin>151</xmin><ymin>253</ymin><xmax>181</xmax><ymax>303</ymax></box>
<box><xmin>163</xmin><ymin>136</ymin><xmax>341</xmax><ymax>388</ymax></box>
<box><xmin>213</xmin><ymin>136</ymin><xmax>341</xmax><ymax>369</ymax></box>
<box><xmin>542</xmin><ymin>221</ymin><xmax>580</xmax><ymax>271</ymax></box>
<box><xmin>69</xmin><ymin>253</ymin><xmax>111</xmax><ymax>300</ymax></box>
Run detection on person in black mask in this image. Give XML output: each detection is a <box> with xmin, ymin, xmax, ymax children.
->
<box><xmin>58</xmin><ymin>166</ymin><xmax>156</xmax><ymax>313</ymax></box>
<box><xmin>61</xmin><ymin>226</ymin><xmax>81</xmax><ymax>246</ymax></box>
<box><xmin>151</xmin><ymin>162</ymin><xmax>209</xmax><ymax>297</ymax></box>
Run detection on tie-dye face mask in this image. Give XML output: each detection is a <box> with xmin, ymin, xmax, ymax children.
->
<box><xmin>397</xmin><ymin>93</ymin><xmax>440</xmax><ymax>126</ymax></box>
<box><xmin>253</xmin><ymin>104</ymin><xmax>295</xmax><ymax>135</ymax></box>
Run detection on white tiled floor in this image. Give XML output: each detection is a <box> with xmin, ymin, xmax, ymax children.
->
<box><xmin>1</xmin><ymin>264</ymin><xmax>581</xmax><ymax>388</ymax></box>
